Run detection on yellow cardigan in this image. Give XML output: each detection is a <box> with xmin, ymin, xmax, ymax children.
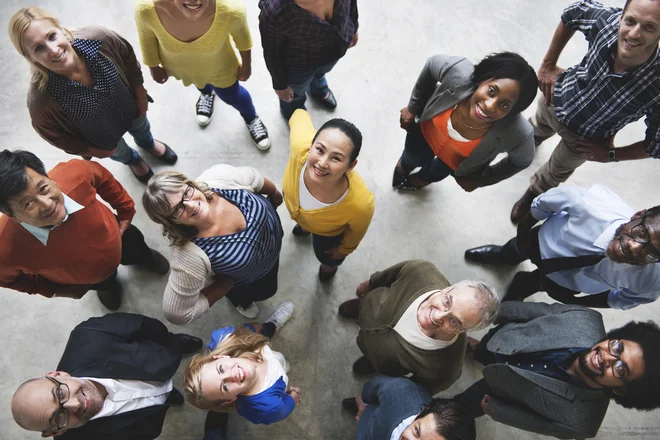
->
<box><xmin>283</xmin><ymin>110</ymin><xmax>375</xmax><ymax>255</ymax></box>
<box><xmin>134</xmin><ymin>0</ymin><xmax>252</xmax><ymax>89</ymax></box>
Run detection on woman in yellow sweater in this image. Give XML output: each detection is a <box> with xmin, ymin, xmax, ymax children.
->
<box><xmin>135</xmin><ymin>0</ymin><xmax>270</xmax><ymax>149</ymax></box>
<box><xmin>283</xmin><ymin>109</ymin><xmax>375</xmax><ymax>281</ymax></box>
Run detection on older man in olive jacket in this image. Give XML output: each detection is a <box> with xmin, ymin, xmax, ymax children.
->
<box><xmin>338</xmin><ymin>260</ymin><xmax>500</xmax><ymax>394</ymax></box>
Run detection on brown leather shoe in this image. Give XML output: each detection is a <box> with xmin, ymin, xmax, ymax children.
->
<box><xmin>338</xmin><ymin>298</ymin><xmax>360</xmax><ymax>319</ymax></box>
<box><xmin>510</xmin><ymin>188</ymin><xmax>538</xmax><ymax>224</ymax></box>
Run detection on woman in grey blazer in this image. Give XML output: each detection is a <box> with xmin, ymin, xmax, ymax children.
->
<box><xmin>394</xmin><ymin>53</ymin><xmax>538</xmax><ymax>191</ymax></box>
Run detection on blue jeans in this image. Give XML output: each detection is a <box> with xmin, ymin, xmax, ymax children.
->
<box><xmin>110</xmin><ymin>115</ymin><xmax>155</xmax><ymax>166</ymax></box>
<box><xmin>280</xmin><ymin>60</ymin><xmax>338</xmax><ymax>120</ymax></box>
<box><xmin>312</xmin><ymin>233</ymin><xmax>346</xmax><ymax>267</ymax></box>
<box><xmin>198</xmin><ymin>81</ymin><xmax>257</xmax><ymax>123</ymax></box>
<box><xmin>400</xmin><ymin>122</ymin><xmax>454</xmax><ymax>183</ymax></box>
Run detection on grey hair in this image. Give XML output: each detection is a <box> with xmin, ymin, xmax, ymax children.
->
<box><xmin>453</xmin><ymin>280</ymin><xmax>499</xmax><ymax>331</ymax></box>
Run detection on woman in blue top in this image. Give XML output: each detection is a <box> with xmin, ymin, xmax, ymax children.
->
<box><xmin>143</xmin><ymin>164</ymin><xmax>284</xmax><ymax>322</ymax></box>
<box><xmin>184</xmin><ymin>317</ymin><xmax>301</xmax><ymax>425</ymax></box>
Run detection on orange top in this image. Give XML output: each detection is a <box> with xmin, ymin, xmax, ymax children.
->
<box><xmin>420</xmin><ymin>108</ymin><xmax>482</xmax><ymax>171</ymax></box>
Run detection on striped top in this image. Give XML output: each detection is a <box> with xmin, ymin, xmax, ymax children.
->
<box><xmin>554</xmin><ymin>1</ymin><xmax>660</xmax><ymax>157</ymax></box>
<box><xmin>192</xmin><ymin>189</ymin><xmax>282</xmax><ymax>286</ymax></box>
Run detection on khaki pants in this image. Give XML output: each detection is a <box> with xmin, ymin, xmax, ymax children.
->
<box><xmin>529</xmin><ymin>95</ymin><xmax>586</xmax><ymax>194</ymax></box>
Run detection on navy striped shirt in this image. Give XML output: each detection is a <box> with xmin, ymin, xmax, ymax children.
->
<box><xmin>47</xmin><ymin>39</ymin><xmax>137</xmax><ymax>150</ymax></box>
<box><xmin>554</xmin><ymin>1</ymin><xmax>660</xmax><ymax>157</ymax></box>
<box><xmin>193</xmin><ymin>190</ymin><xmax>283</xmax><ymax>286</ymax></box>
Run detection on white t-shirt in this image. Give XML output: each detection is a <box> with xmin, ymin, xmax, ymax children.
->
<box><xmin>298</xmin><ymin>164</ymin><xmax>348</xmax><ymax>210</ymax></box>
<box><xmin>393</xmin><ymin>290</ymin><xmax>458</xmax><ymax>350</ymax></box>
<box><xmin>447</xmin><ymin>107</ymin><xmax>471</xmax><ymax>142</ymax></box>
<box><xmin>259</xmin><ymin>345</ymin><xmax>289</xmax><ymax>393</ymax></box>
<box><xmin>81</xmin><ymin>378</ymin><xmax>173</xmax><ymax>420</ymax></box>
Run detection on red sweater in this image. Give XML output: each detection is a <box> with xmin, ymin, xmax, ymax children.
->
<box><xmin>0</xmin><ymin>160</ymin><xmax>135</xmax><ymax>298</ymax></box>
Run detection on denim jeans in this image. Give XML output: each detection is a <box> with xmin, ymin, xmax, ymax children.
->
<box><xmin>110</xmin><ymin>115</ymin><xmax>155</xmax><ymax>166</ymax></box>
<box><xmin>198</xmin><ymin>81</ymin><xmax>257</xmax><ymax>123</ymax></box>
<box><xmin>312</xmin><ymin>233</ymin><xmax>346</xmax><ymax>267</ymax></box>
<box><xmin>280</xmin><ymin>60</ymin><xmax>338</xmax><ymax>119</ymax></box>
<box><xmin>400</xmin><ymin>122</ymin><xmax>454</xmax><ymax>183</ymax></box>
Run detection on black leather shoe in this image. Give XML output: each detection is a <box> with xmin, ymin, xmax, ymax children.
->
<box><xmin>319</xmin><ymin>264</ymin><xmax>338</xmax><ymax>282</ymax></box>
<box><xmin>142</xmin><ymin>249</ymin><xmax>170</xmax><ymax>275</ymax></box>
<box><xmin>314</xmin><ymin>89</ymin><xmax>337</xmax><ymax>109</ymax></box>
<box><xmin>175</xmin><ymin>334</ymin><xmax>203</xmax><ymax>355</ymax></box>
<box><xmin>464</xmin><ymin>245</ymin><xmax>509</xmax><ymax>265</ymax></box>
<box><xmin>165</xmin><ymin>388</ymin><xmax>184</xmax><ymax>406</ymax></box>
<box><xmin>503</xmin><ymin>271</ymin><xmax>541</xmax><ymax>302</ymax></box>
<box><xmin>353</xmin><ymin>355</ymin><xmax>376</xmax><ymax>377</ymax></box>
<box><xmin>130</xmin><ymin>160</ymin><xmax>154</xmax><ymax>185</ymax></box>
<box><xmin>96</xmin><ymin>277</ymin><xmax>122</xmax><ymax>310</ymax></box>
<box><xmin>338</xmin><ymin>298</ymin><xmax>360</xmax><ymax>319</ymax></box>
<box><xmin>150</xmin><ymin>142</ymin><xmax>178</xmax><ymax>165</ymax></box>
<box><xmin>342</xmin><ymin>398</ymin><xmax>358</xmax><ymax>417</ymax></box>
<box><xmin>292</xmin><ymin>224</ymin><xmax>310</xmax><ymax>237</ymax></box>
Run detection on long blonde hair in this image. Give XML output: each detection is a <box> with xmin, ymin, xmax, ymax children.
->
<box><xmin>183</xmin><ymin>326</ymin><xmax>269</xmax><ymax>412</ymax></box>
<box><xmin>8</xmin><ymin>7</ymin><xmax>74</xmax><ymax>91</ymax></box>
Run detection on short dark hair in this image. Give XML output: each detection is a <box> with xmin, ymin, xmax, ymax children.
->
<box><xmin>471</xmin><ymin>52</ymin><xmax>539</xmax><ymax>115</ymax></box>
<box><xmin>0</xmin><ymin>150</ymin><xmax>47</xmax><ymax>216</ymax></box>
<box><xmin>603</xmin><ymin>320</ymin><xmax>660</xmax><ymax>410</ymax></box>
<box><xmin>416</xmin><ymin>399</ymin><xmax>476</xmax><ymax>440</ymax></box>
<box><xmin>644</xmin><ymin>205</ymin><xmax>660</xmax><ymax>223</ymax></box>
<box><xmin>311</xmin><ymin>118</ymin><xmax>363</xmax><ymax>162</ymax></box>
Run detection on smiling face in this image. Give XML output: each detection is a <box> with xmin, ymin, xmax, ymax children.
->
<box><xmin>606</xmin><ymin>211</ymin><xmax>660</xmax><ymax>265</ymax></box>
<box><xmin>8</xmin><ymin>167</ymin><xmax>65</xmax><ymax>228</ymax></box>
<box><xmin>416</xmin><ymin>286</ymin><xmax>483</xmax><ymax>340</ymax></box>
<box><xmin>306</xmin><ymin>128</ymin><xmax>357</xmax><ymax>185</ymax></box>
<box><xmin>166</xmin><ymin>183</ymin><xmax>213</xmax><ymax>228</ymax></box>
<box><xmin>11</xmin><ymin>372</ymin><xmax>104</xmax><ymax>437</ymax></box>
<box><xmin>399</xmin><ymin>413</ymin><xmax>444</xmax><ymax>440</ymax></box>
<box><xmin>173</xmin><ymin>0</ymin><xmax>213</xmax><ymax>19</ymax></box>
<box><xmin>199</xmin><ymin>355</ymin><xmax>260</xmax><ymax>404</ymax></box>
<box><xmin>576</xmin><ymin>339</ymin><xmax>645</xmax><ymax>390</ymax></box>
<box><xmin>466</xmin><ymin>78</ymin><xmax>521</xmax><ymax>125</ymax></box>
<box><xmin>21</xmin><ymin>18</ymin><xmax>76</xmax><ymax>76</ymax></box>
<box><xmin>618</xmin><ymin>0</ymin><xmax>660</xmax><ymax>68</ymax></box>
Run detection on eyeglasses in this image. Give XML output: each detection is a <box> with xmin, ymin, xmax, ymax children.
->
<box><xmin>171</xmin><ymin>183</ymin><xmax>195</xmax><ymax>220</ymax></box>
<box><xmin>629</xmin><ymin>214</ymin><xmax>660</xmax><ymax>263</ymax></box>
<box><xmin>44</xmin><ymin>376</ymin><xmax>70</xmax><ymax>433</ymax></box>
<box><xmin>438</xmin><ymin>287</ymin><xmax>467</xmax><ymax>333</ymax></box>
<box><xmin>607</xmin><ymin>339</ymin><xmax>628</xmax><ymax>380</ymax></box>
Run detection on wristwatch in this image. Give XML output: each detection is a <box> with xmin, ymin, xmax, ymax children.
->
<box><xmin>608</xmin><ymin>149</ymin><xmax>617</xmax><ymax>162</ymax></box>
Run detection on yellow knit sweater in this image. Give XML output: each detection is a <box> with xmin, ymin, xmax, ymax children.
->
<box><xmin>283</xmin><ymin>110</ymin><xmax>375</xmax><ymax>255</ymax></box>
<box><xmin>134</xmin><ymin>0</ymin><xmax>252</xmax><ymax>89</ymax></box>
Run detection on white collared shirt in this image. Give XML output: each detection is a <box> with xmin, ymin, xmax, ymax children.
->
<box><xmin>531</xmin><ymin>184</ymin><xmax>660</xmax><ymax>310</ymax></box>
<box><xmin>80</xmin><ymin>378</ymin><xmax>173</xmax><ymax>420</ymax></box>
<box><xmin>390</xmin><ymin>414</ymin><xmax>417</xmax><ymax>440</ymax></box>
<box><xmin>19</xmin><ymin>194</ymin><xmax>84</xmax><ymax>245</ymax></box>
<box><xmin>393</xmin><ymin>290</ymin><xmax>458</xmax><ymax>350</ymax></box>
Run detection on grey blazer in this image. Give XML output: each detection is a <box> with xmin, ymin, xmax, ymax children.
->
<box><xmin>483</xmin><ymin>302</ymin><xmax>610</xmax><ymax>439</ymax></box>
<box><xmin>407</xmin><ymin>55</ymin><xmax>535</xmax><ymax>187</ymax></box>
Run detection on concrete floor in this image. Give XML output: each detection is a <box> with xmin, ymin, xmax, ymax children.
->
<box><xmin>2</xmin><ymin>0</ymin><xmax>660</xmax><ymax>438</ymax></box>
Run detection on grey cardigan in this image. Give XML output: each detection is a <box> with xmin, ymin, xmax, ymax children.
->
<box><xmin>407</xmin><ymin>55</ymin><xmax>535</xmax><ymax>187</ymax></box>
<box><xmin>483</xmin><ymin>302</ymin><xmax>609</xmax><ymax>439</ymax></box>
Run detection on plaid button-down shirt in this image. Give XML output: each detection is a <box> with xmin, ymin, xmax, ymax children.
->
<box><xmin>554</xmin><ymin>0</ymin><xmax>660</xmax><ymax>158</ymax></box>
<box><xmin>258</xmin><ymin>0</ymin><xmax>358</xmax><ymax>90</ymax></box>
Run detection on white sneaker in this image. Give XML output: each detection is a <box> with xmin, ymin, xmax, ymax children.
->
<box><xmin>246</xmin><ymin>116</ymin><xmax>271</xmax><ymax>150</ymax></box>
<box><xmin>196</xmin><ymin>92</ymin><xmax>214</xmax><ymax>126</ymax></box>
<box><xmin>236</xmin><ymin>302</ymin><xmax>259</xmax><ymax>319</ymax></box>
<box><xmin>265</xmin><ymin>302</ymin><xmax>295</xmax><ymax>329</ymax></box>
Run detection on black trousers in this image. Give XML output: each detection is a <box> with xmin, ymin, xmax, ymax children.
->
<box><xmin>500</xmin><ymin>228</ymin><xmax>610</xmax><ymax>308</ymax></box>
<box><xmin>226</xmin><ymin>259</ymin><xmax>280</xmax><ymax>308</ymax></box>
<box><xmin>91</xmin><ymin>222</ymin><xmax>152</xmax><ymax>290</ymax></box>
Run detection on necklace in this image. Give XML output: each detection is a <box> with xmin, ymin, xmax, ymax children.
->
<box><xmin>458</xmin><ymin>99</ymin><xmax>492</xmax><ymax>131</ymax></box>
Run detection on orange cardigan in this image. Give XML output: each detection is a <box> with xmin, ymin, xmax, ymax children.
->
<box><xmin>0</xmin><ymin>160</ymin><xmax>135</xmax><ymax>298</ymax></box>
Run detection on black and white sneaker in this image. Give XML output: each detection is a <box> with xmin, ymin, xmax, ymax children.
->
<box><xmin>196</xmin><ymin>92</ymin><xmax>215</xmax><ymax>126</ymax></box>
<box><xmin>246</xmin><ymin>116</ymin><xmax>271</xmax><ymax>150</ymax></box>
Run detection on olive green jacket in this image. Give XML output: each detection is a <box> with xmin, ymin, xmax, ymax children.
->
<box><xmin>357</xmin><ymin>260</ymin><xmax>467</xmax><ymax>395</ymax></box>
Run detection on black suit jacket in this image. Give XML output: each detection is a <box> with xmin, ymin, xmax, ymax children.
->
<box><xmin>55</xmin><ymin>313</ymin><xmax>183</xmax><ymax>440</ymax></box>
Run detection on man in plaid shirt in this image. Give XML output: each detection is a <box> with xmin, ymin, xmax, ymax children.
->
<box><xmin>511</xmin><ymin>0</ymin><xmax>660</xmax><ymax>224</ymax></box>
<box><xmin>258</xmin><ymin>0</ymin><xmax>359</xmax><ymax>120</ymax></box>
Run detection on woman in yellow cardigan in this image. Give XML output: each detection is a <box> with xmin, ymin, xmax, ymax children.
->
<box><xmin>283</xmin><ymin>109</ymin><xmax>375</xmax><ymax>281</ymax></box>
<box><xmin>134</xmin><ymin>0</ymin><xmax>270</xmax><ymax>149</ymax></box>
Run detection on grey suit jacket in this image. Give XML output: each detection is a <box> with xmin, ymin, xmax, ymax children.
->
<box><xmin>407</xmin><ymin>55</ymin><xmax>535</xmax><ymax>187</ymax></box>
<box><xmin>483</xmin><ymin>302</ymin><xmax>609</xmax><ymax>439</ymax></box>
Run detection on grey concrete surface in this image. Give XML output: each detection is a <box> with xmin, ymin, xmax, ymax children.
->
<box><xmin>1</xmin><ymin>0</ymin><xmax>659</xmax><ymax>439</ymax></box>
